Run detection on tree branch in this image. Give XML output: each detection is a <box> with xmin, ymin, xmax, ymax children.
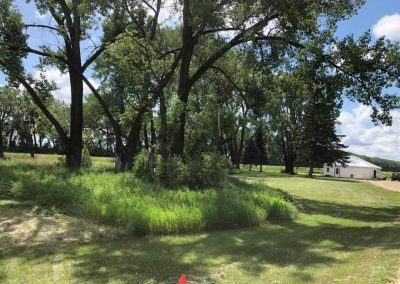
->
<box><xmin>24</xmin><ymin>24</ymin><xmax>60</xmax><ymax>33</ymax></box>
<box><xmin>9</xmin><ymin>72</ymin><xmax>69</xmax><ymax>147</ymax></box>
<box><xmin>0</xmin><ymin>43</ymin><xmax>67</xmax><ymax>63</ymax></box>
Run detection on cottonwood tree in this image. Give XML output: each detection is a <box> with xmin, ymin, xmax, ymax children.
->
<box><xmin>265</xmin><ymin>73</ymin><xmax>306</xmax><ymax>174</ymax></box>
<box><xmin>168</xmin><ymin>0</ymin><xmax>368</xmax><ymax>157</ymax></box>
<box><xmin>93</xmin><ymin>27</ymin><xmax>181</xmax><ymax>170</ymax></box>
<box><xmin>0</xmin><ymin>0</ymin><xmax>131</xmax><ymax>168</ymax></box>
<box><xmin>87</xmin><ymin>1</ymin><xmax>183</xmax><ymax>171</ymax></box>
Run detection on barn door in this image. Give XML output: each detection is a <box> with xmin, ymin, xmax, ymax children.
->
<box><xmin>373</xmin><ymin>170</ymin><xmax>377</xmax><ymax>178</ymax></box>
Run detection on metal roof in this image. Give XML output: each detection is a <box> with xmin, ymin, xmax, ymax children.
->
<box><xmin>342</xmin><ymin>156</ymin><xmax>382</xmax><ymax>169</ymax></box>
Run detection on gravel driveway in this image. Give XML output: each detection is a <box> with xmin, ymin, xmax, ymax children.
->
<box><xmin>368</xmin><ymin>180</ymin><xmax>400</xmax><ymax>192</ymax></box>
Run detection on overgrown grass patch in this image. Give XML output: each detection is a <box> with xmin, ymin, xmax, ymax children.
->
<box><xmin>0</xmin><ymin>160</ymin><xmax>297</xmax><ymax>236</ymax></box>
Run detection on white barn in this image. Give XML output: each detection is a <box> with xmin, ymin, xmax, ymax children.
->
<box><xmin>323</xmin><ymin>156</ymin><xmax>382</xmax><ymax>180</ymax></box>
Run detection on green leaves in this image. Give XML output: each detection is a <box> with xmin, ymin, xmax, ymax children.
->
<box><xmin>0</xmin><ymin>0</ymin><xmax>27</xmax><ymax>83</ymax></box>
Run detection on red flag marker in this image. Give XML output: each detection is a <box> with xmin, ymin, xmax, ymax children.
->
<box><xmin>179</xmin><ymin>274</ymin><xmax>187</xmax><ymax>284</ymax></box>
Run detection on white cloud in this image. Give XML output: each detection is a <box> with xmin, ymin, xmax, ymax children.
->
<box><xmin>146</xmin><ymin>0</ymin><xmax>179</xmax><ymax>27</ymax></box>
<box><xmin>34</xmin><ymin>10</ymin><xmax>49</xmax><ymax>21</ymax></box>
<box><xmin>338</xmin><ymin>104</ymin><xmax>400</xmax><ymax>161</ymax></box>
<box><xmin>372</xmin><ymin>13</ymin><xmax>400</xmax><ymax>41</ymax></box>
<box><xmin>33</xmin><ymin>69</ymin><xmax>99</xmax><ymax>103</ymax></box>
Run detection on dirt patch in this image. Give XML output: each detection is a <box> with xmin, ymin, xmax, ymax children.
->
<box><xmin>392</xmin><ymin>267</ymin><xmax>400</xmax><ymax>284</ymax></box>
<box><xmin>368</xmin><ymin>180</ymin><xmax>400</xmax><ymax>192</ymax></box>
<box><xmin>0</xmin><ymin>201</ymin><xmax>124</xmax><ymax>247</ymax></box>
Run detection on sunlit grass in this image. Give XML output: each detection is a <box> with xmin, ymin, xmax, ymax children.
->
<box><xmin>0</xmin><ymin>155</ymin><xmax>296</xmax><ymax>236</ymax></box>
<box><xmin>1</xmin><ymin>154</ymin><xmax>400</xmax><ymax>283</ymax></box>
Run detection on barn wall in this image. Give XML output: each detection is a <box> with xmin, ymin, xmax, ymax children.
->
<box><xmin>323</xmin><ymin>165</ymin><xmax>381</xmax><ymax>179</ymax></box>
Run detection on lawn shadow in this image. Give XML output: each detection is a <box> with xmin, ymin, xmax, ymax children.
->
<box><xmin>315</xmin><ymin>176</ymin><xmax>362</xmax><ymax>183</ymax></box>
<box><xmin>1</xmin><ymin>197</ymin><xmax>400</xmax><ymax>283</ymax></box>
<box><xmin>1</xmin><ymin>163</ymin><xmax>400</xmax><ymax>283</ymax></box>
<box><xmin>295</xmin><ymin>196</ymin><xmax>400</xmax><ymax>223</ymax></box>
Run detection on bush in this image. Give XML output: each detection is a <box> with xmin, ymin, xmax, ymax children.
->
<box><xmin>156</xmin><ymin>156</ymin><xmax>187</xmax><ymax>187</ymax></box>
<box><xmin>81</xmin><ymin>146</ymin><xmax>93</xmax><ymax>169</ymax></box>
<box><xmin>134</xmin><ymin>152</ymin><xmax>229</xmax><ymax>189</ymax></box>
<box><xmin>133</xmin><ymin>149</ymin><xmax>153</xmax><ymax>180</ymax></box>
<box><xmin>186</xmin><ymin>153</ymin><xmax>229</xmax><ymax>189</ymax></box>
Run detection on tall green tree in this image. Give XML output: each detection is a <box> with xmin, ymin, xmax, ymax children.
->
<box><xmin>300</xmin><ymin>86</ymin><xmax>349</xmax><ymax>177</ymax></box>
<box><xmin>0</xmin><ymin>0</ymin><xmax>129</xmax><ymax>168</ymax></box>
<box><xmin>169</xmin><ymin>0</ymin><xmax>367</xmax><ymax>157</ymax></box>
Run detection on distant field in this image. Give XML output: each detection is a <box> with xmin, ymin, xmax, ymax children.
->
<box><xmin>1</xmin><ymin>154</ymin><xmax>400</xmax><ymax>283</ymax></box>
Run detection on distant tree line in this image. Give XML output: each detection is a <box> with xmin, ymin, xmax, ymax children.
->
<box><xmin>351</xmin><ymin>153</ymin><xmax>400</xmax><ymax>172</ymax></box>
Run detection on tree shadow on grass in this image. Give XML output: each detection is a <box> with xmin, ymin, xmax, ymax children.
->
<box><xmin>314</xmin><ymin>176</ymin><xmax>362</xmax><ymax>183</ymax></box>
<box><xmin>1</xmin><ymin>165</ymin><xmax>400</xmax><ymax>283</ymax></box>
<box><xmin>1</xmin><ymin>197</ymin><xmax>400</xmax><ymax>283</ymax></box>
<box><xmin>295</xmin><ymin>196</ymin><xmax>400</xmax><ymax>223</ymax></box>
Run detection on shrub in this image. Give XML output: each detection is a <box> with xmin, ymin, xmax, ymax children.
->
<box><xmin>133</xmin><ymin>149</ymin><xmax>153</xmax><ymax>180</ymax></box>
<box><xmin>186</xmin><ymin>153</ymin><xmax>229</xmax><ymax>189</ymax></box>
<box><xmin>81</xmin><ymin>146</ymin><xmax>93</xmax><ymax>169</ymax></box>
<box><xmin>156</xmin><ymin>156</ymin><xmax>187</xmax><ymax>187</ymax></box>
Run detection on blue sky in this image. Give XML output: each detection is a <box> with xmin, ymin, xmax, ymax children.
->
<box><xmin>336</xmin><ymin>0</ymin><xmax>400</xmax><ymax>112</ymax></box>
<box><xmin>1</xmin><ymin>0</ymin><xmax>400</xmax><ymax>160</ymax></box>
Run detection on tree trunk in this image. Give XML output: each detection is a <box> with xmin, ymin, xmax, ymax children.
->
<box><xmin>150</xmin><ymin>115</ymin><xmax>156</xmax><ymax>145</ymax></box>
<box><xmin>115</xmin><ymin>149</ymin><xmax>129</xmax><ymax>172</ymax></box>
<box><xmin>0</xmin><ymin>124</ymin><xmax>4</xmax><ymax>158</ymax></box>
<box><xmin>66</xmin><ymin>68</ymin><xmax>83</xmax><ymax>169</ymax></box>
<box><xmin>284</xmin><ymin>161</ymin><xmax>295</xmax><ymax>175</ymax></box>
<box><xmin>159</xmin><ymin>91</ymin><xmax>168</xmax><ymax>160</ymax></box>
<box><xmin>28</xmin><ymin>134</ymin><xmax>35</xmax><ymax>158</ymax></box>
<box><xmin>8</xmin><ymin>128</ymin><xmax>14</xmax><ymax>151</ymax></box>
<box><xmin>143</xmin><ymin>124</ymin><xmax>149</xmax><ymax>149</ymax></box>
<box><xmin>66</xmin><ymin>0</ymin><xmax>84</xmax><ymax>169</ymax></box>
<box><xmin>237</xmin><ymin>125</ymin><xmax>246</xmax><ymax>169</ymax></box>
<box><xmin>308</xmin><ymin>166</ymin><xmax>314</xmax><ymax>178</ymax></box>
<box><xmin>171</xmin><ymin>0</ymin><xmax>193</xmax><ymax>157</ymax></box>
<box><xmin>124</xmin><ymin>110</ymin><xmax>146</xmax><ymax>170</ymax></box>
<box><xmin>259</xmin><ymin>162</ymin><xmax>262</xmax><ymax>172</ymax></box>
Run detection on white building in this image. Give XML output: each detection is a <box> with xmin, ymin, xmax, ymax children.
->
<box><xmin>323</xmin><ymin>156</ymin><xmax>382</xmax><ymax>180</ymax></box>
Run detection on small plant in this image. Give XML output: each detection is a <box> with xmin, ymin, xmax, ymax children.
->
<box><xmin>81</xmin><ymin>146</ymin><xmax>93</xmax><ymax>169</ymax></box>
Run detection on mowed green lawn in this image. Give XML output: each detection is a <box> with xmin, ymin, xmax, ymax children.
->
<box><xmin>1</xmin><ymin>154</ymin><xmax>400</xmax><ymax>283</ymax></box>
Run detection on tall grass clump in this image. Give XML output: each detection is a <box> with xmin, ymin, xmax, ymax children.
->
<box><xmin>79</xmin><ymin>173</ymin><xmax>296</xmax><ymax>235</ymax></box>
<box><xmin>1</xmin><ymin>159</ymin><xmax>297</xmax><ymax>236</ymax></box>
<box><xmin>9</xmin><ymin>170</ymin><xmax>88</xmax><ymax>215</ymax></box>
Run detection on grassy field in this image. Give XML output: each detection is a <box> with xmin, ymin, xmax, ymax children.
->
<box><xmin>1</xmin><ymin>153</ymin><xmax>400</xmax><ymax>283</ymax></box>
